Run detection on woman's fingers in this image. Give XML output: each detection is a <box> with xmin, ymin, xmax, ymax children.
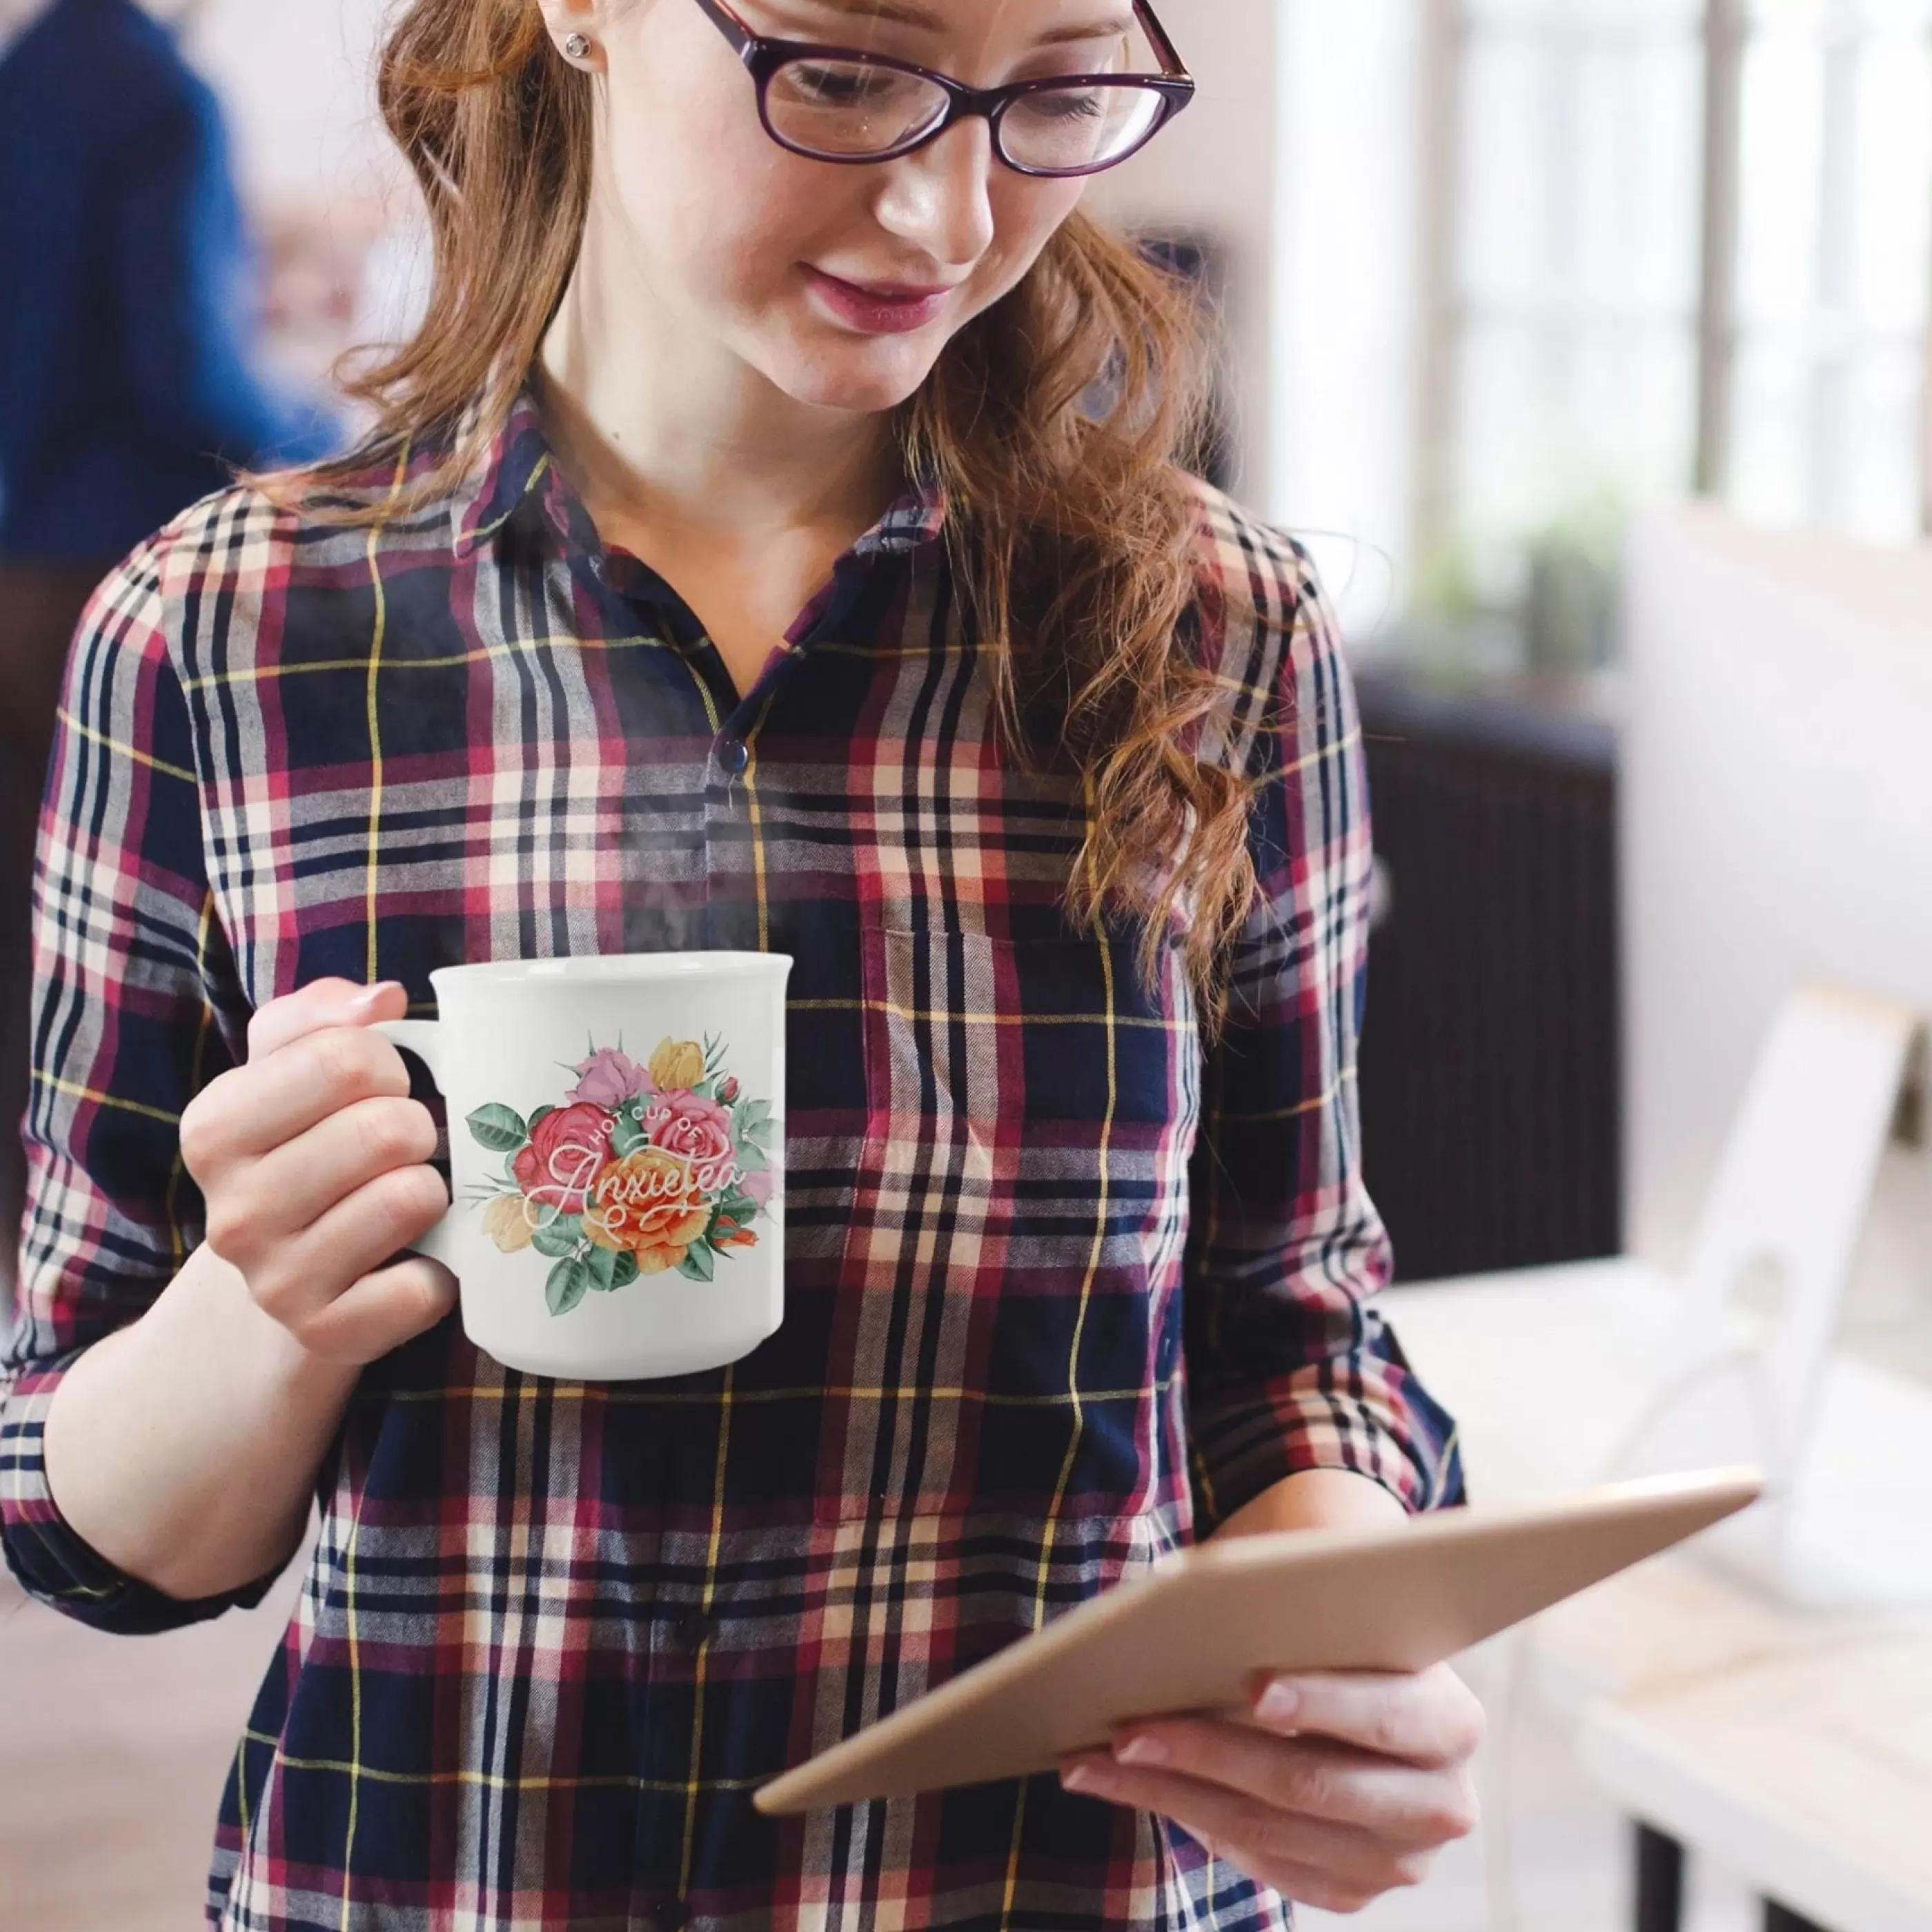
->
<box><xmin>246</xmin><ymin>1163</ymin><xmax>453</xmax><ymax>1340</ymax></box>
<box><xmin>299</xmin><ymin>1256</ymin><xmax>460</xmax><ymax>1366</ymax></box>
<box><xmin>185</xmin><ymin>1023</ymin><xmax>416</xmax><ymax>1189</ymax></box>
<box><xmin>246</xmin><ymin>978</ymin><xmax>406</xmax><ymax>1060</ymax></box>
<box><xmin>1101</xmin><ymin>1715</ymin><xmax>1476</xmax><ymax>1846</ymax></box>
<box><xmin>1252</xmin><ymin>1664</ymin><xmax>1488</xmax><ymax>1771</ymax></box>
<box><xmin>1214</xmin><ymin>1844</ymin><xmax>1428</xmax><ymax>1918</ymax></box>
<box><xmin>1061</xmin><ymin>1753</ymin><xmax>1441</xmax><ymax>1897</ymax></box>
<box><xmin>1058</xmin><ymin>1673</ymin><xmax>1485</xmax><ymax>1913</ymax></box>
<box><xmin>226</xmin><ymin>1094</ymin><xmax>442</xmax><ymax>1243</ymax></box>
<box><xmin>177</xmin><ymin>978</ymin><xmax>453</xmax><ymax>1369</ymax></box>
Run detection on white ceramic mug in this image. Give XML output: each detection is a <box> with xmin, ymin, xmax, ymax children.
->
<box><xmin>377</xmin><ymin>952</ymin><xmax>792</xmax><ymax>1381</ymax></box>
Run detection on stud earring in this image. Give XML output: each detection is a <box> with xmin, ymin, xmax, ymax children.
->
<box><xmin>563</xmin><ymin>31</ymin><xmax>592</xmax><ymax>61</ymax></box>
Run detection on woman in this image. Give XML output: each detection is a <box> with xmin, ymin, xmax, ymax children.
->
<box><xmin>0</xmin><ymin>1</ymin><xmax>1480</xmax><ymax>1925</ymax></box>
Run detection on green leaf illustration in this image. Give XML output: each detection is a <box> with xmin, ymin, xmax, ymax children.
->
<box><xmin>531</xmin><ymin>1213</ymin><xmax>584</xmax><ymax>1260</ymax></box>
<box><xmin>611</xmin><ymin>1251</ymin><xmax>641</xmax><ymax>1290</ymax></box>
<box><xmin>735</xmin><ymin>1097</ymin><xmax>774</xmax><ymax>1140</ymax></box>
<box><xmin>467</xmin><ymin>1103</ymin><xmax>529</xmax><ymax>1153</ymax></box>
<box><xmin>529</xmin><ymin>1105</ymin><xmax>556</xmax><ymax>1131</ymax></box>
<box><xmin>735</xmin><ymin>1138</ymin><xmax>768</xmax><ymax>1173</ymax></box>
<box><xmin>547</xmin><ymin>1255</ymin><xmax>591</xmax><ymax>1317</ymax></box>
<box><xmin>584</xmin><ymin>1243</ymin><xmax>622</xmax><ymax>1294</ymax></box>
<box><xmin>678</xmin><ymin>1240</ymin><xmax>716</xmax><ymax>1283</ymax></box>
<box><xmin>611</xmin><ymin>1112</ymin><xmax>648</xmax><ymax>1158</ymax></box>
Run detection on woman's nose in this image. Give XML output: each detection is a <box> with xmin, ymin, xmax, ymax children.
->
<box><xmin>871</xmin><ymin>117</ymin><xmax>998</xmax><ymax>271</ymax></box>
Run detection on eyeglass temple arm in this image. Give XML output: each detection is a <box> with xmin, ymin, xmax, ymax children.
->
<box><xmin>1135</xmin><ymin>0</ymin><xmax>1191</xmax><ymax>82</ymax></box>
<box><xmin>690</xmin><ymin>0</ymin><xmax>756</xmax><ymax>59</ymax></box>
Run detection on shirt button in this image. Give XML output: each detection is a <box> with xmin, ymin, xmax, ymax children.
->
<box><xmin>675</xmin><ymin>1608</ymin><xmax>716</xmax><ymax>1655</ymax></box>
<box><xmin>657</xmin><ymin>1902</ymin><xmax>691</xmax><ymax>1931</ymax></box>
<box><xmin>716</xmin><ymin>736</ymin><xmax>750</xmax><ymax>777</ymax></box>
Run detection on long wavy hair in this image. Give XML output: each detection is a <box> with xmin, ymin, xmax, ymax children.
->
<box><xmin>303</xmin><ymin>0</ymin><xmax>1262</xmax><ymax>1009</ymax></box>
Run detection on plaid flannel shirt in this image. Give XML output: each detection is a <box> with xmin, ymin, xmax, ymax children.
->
<box><xmin>1</xmin><ymin>393</ymin><xmax>1461</xmax><ymax>1931</ymax></box>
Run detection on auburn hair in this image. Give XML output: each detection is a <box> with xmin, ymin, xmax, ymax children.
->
<box><xmin>299</xmin><ymin>0</ymin><xmax>1263</xmax><ymax>1010</ymax></box>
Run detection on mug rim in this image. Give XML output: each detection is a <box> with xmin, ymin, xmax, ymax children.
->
<box><xmin>428</xmin><ymin>952</ymin><xmax>795</xmax><ymax>990</ymax></box>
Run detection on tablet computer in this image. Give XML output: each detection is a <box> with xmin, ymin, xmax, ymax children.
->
<box><xmin>755</xmin><ymin>1467</ymin><xmax>1762</xmax><ymax>1815</ymax></box>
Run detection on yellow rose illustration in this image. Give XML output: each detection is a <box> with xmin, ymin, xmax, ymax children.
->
<box><xmin>483</xmin><ymin>1193</ymin><xmax>536</xmax><ymax>1254</ymax></box>
<box><xmin>647</xmin><ymin>1037</ymin><xmax>707</xmax><ymax>1093</ymax></box>
<box><xmin>585</xmin><ymin>1149</ymin><xmax>713</xmax><ymax>1274</ymax></box>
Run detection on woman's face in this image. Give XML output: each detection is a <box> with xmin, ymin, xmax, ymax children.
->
<box><xmin>572</xmin><ymin>0</ymin><xmax>1136</xmax><ymax>416</ymax></box>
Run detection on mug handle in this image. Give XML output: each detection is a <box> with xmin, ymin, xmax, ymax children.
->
<box><xmin>375</xmin><ymin>1019</ymin><xmax>460</xmax><ymax>1271</ymax></box>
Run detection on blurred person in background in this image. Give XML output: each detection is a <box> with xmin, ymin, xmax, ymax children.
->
<box><xmin>0</xmin><ymin>0</ymin><xmax>336</xmax><ymax>1304</ymax></box>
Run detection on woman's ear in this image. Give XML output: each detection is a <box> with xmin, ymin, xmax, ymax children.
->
<box><xmin>535</xmin><ymin>0</ymin><xmax>609</xmax><ymax>71</ymax></box>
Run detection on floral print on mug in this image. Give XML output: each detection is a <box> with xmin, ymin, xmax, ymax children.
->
<box><xmin>466</xmin><ymin>1034</ymin><xmax>778</xmax><ymax>1316</ymax></box>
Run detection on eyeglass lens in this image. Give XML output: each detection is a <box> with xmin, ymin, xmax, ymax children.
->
<box><xmin>765</xmin><ymin>61</ymin><xmax>1166</xmax><ymax>171</ymax></box>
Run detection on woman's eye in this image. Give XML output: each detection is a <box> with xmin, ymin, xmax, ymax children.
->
<box><xmin>1026</xmin><ymin>88</ymin><xmax>1108</xmax><ymax>123</ymax></box>
<box><xmin>792</xmin><ymin>65</ymin><xmax>858</xmax><ymax>102</ymax></box>
<box><xmin>791</xmin><ymin>63</ymin><xmax>891</xmax><ymax>106</ymax></box>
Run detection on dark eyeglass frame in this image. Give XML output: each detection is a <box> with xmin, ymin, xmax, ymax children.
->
<box><xmin>687</xmin><ymin>0</ymin><xmax>1196</xmax><ymax>178</ymax></box>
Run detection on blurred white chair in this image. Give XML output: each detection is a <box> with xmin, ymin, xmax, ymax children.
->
<box><xmin>1388</xmin><ymin>976</ymin><xmax>1931</xmax><ymax>1608</ymax></box>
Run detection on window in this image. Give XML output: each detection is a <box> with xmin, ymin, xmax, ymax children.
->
<box><xmin>1432</xmin><ymin>0</ymin><xmax>1706</xmax><ymax>602</ymax></box>
<box><xmin>1728</xmin><ymin>0</ymin><xmax>1932</xmax><ymax>540</ymax></box>
<box><xmin>1414</xmin><ymin>0</ymin><xmax>1932</xmax><ymax>625</ymax></box>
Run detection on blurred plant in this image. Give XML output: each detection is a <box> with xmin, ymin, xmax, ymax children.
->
<box><xmin>1409</xmin><ymin>482</ymin><xmax>1632</xmax><ymax>673</ymax></box>
<box><xmin>1522</xmin><ymin>484</ymin><xmax>1628</xmax><ymax>672</ymax></box>
<box><xmin>1410</xmin><ymin>529</ymin><xmax>1490</xmax><ymax>627</ymax></box>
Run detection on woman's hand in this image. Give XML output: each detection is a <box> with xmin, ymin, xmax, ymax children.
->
<box><xmin>180</xmin><ymin>978</ymin><xmax>457</xmax><ymax>1366</ymax></box>
<box><xmin>1060</xmin><ymin>1664</ymin><xmax>1484</xmax><ymax>1915</ymax></box>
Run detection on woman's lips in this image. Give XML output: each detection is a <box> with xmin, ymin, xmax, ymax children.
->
<box><xmin>805</xmin><ymin>268</ymin><xmax>955</xmax><ymax>335</ymax></box>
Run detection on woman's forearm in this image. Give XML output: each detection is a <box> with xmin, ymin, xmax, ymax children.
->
<box><xmin>1216</xmin><ymin>1468</ymin><xmax>1411</xmax><ymax>1541</ymax></box>
<box><xmin>40</xmin><ymin>1242</ymin><xmax>361</xmax><ymax>1603</ymax></box>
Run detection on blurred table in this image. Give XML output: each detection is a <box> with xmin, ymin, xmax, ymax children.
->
<box><xmin>1584</xmin><ymin>1635</ymin><xmax>1932</xmax><ymax>1932</ymax></box>
<box><xmin>1384</xmin><ymin>1265</ymin><xmax>1932</xmax><ymax>1932</ymax></box>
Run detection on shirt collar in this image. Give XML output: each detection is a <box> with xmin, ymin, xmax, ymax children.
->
<box><xmin>449</xmin><ymin>390</ymin><xmax>563</xmax><ymax>560</ymax></box>
<box><xmin>450</xmin><ymin>386</ymin><xmax>949</xmax><ymax>565</ymax></box>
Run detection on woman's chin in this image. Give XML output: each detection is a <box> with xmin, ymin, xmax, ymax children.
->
<box><xmin>764</xmin><ymin>334</ymin><xmax>945</xmax><ymax>418</ymax></box>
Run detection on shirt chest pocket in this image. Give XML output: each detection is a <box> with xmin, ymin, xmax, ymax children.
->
<box><xmin>855</xmin><ymin>924</ymin><xmax>1192</xmax><ymax>1150</ymax></box>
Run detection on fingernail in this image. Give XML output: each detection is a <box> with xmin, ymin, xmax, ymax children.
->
<box><xmin>353</xmin><ymin>981</ymin><xmax>401</xmax><ymax>1010</ymax></box>
<box><xmin>1256</xmin><ymin>1680</ymin><xmax>1301</xmax><ymax>1726</ymax></box>
<box><xmin>1114</xmin><ymin>1733</ymin><xmax>1170</xmax><ymax>1768</ymax></box>
<box><xmin>1061</xmin><ymin>1763</ymin><xmax>1098</xmax><ymax>1794</ymax></box>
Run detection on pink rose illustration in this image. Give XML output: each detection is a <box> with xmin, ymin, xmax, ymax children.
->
<box><xmin>566</xmin><ymin>1047</ymin><xmax>653</xmax><ymax>1111</ymax></box>
<box><xmin>513</xmin><ymin>1102</ymin><xmax>618</xmax><ymax>1214</ymax></box>
<box><xmin>644</xmin><ymin>1091</ymin><xmax>738</xmax><ymax>1195</ymax></box>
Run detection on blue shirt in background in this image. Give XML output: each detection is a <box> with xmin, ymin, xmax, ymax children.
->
<box><xmin>0</xmin><ymin>0</ymin><xmax>338</xmax><ymax>562</ymax></box>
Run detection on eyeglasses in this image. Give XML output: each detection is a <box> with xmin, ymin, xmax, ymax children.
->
<box><xmin>688</xmin><ymin>0</ymin><xmax>1196</xmax><ymax>179</ymax></box>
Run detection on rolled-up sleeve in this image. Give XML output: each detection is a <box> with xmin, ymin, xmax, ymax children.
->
<box><xmin>1</xmin><ymin>537</ymin><xmax>262</xmax><ymax>1631</ymax></box>
<box><xmin>1183</xmin><ymin>529</ymin><xmax>1463</xmax><ymax>1528</ymax></box>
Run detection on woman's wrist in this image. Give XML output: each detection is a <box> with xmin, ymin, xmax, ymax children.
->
<box><xmin>1214</xmin><ymin>1468</ymin><xmax>1410</xmax><ymax>1541</ymax></box>
<box><xmin>43</xmin><ymin>1243</ymin><xmax>362</xmax><ymax>1601</ymax></box>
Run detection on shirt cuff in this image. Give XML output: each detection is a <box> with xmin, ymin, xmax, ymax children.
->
<box><xmin>1</xmin><ymin>1352</ymin><xmax>278</xmax><ymax>1633</ymax></box>
<box><xmin>1187</xmin><ymin>1330</ymin><xmax>1467</xmax><ymax>1533</ymax></box>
